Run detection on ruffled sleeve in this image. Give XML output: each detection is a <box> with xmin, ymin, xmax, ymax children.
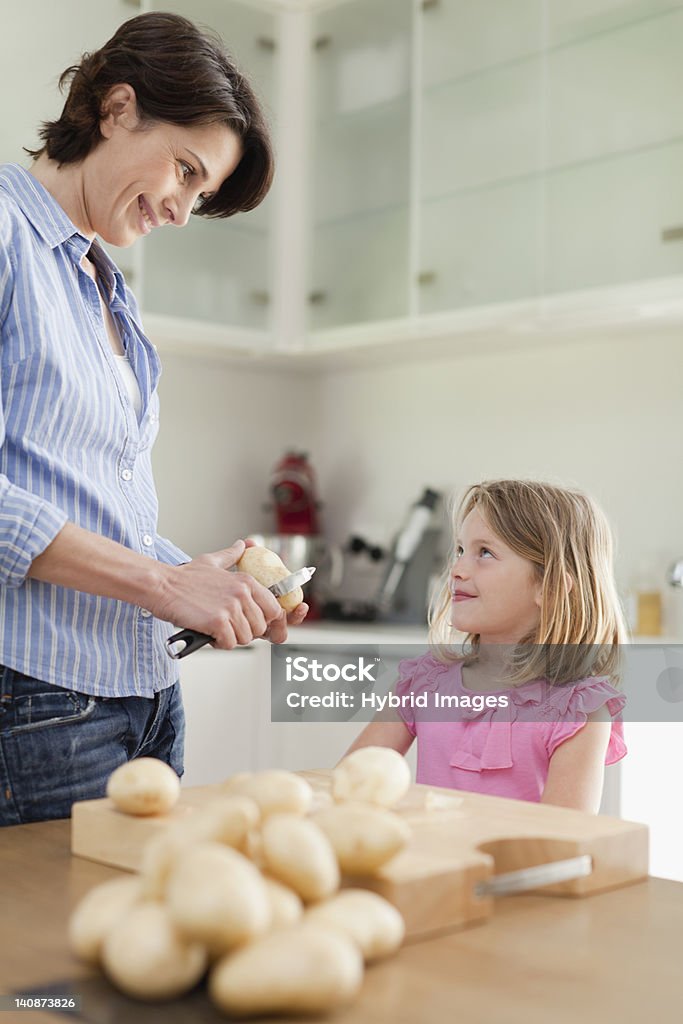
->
<box><xmin>544</xmin><ymin>676</ymin><xmax>627</xmax><ymax>765</ymax></box>
<box><xmin>394</xmin><ymin>654</ymin><xmax>444</xmax><ymax>736</ymax></box>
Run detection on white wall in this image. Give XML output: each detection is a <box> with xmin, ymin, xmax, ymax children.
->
<box><xmin>153</xmin><ymin>352</ymin><xmax>318</xmax><ymax>556</ymax></box>
<box><xmin>311</xmin><ymin>329</ymin><xmax>683</xmax><ymax>634</ymax></box>
<box><xmin>152</xmin><ymin>328</ymin><xmax>683</xmax><ymax>630</ymax></box>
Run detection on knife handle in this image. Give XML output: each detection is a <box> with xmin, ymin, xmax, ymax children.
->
<box><xmin>166</xmin><ymin>628</ymin><xmax>214</xmax><ymax>659</ymax></box>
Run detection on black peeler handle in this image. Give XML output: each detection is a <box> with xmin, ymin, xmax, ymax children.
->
<box><xmin>166</xmin><ymin>628</ymin><xmax>214</xmax><ymax>659</ymax></box>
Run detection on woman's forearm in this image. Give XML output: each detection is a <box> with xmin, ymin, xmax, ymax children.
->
<box><xmin>27</xmin><ymin>521</ymin><xmax>168</xmax><ymax>610</ymax></box>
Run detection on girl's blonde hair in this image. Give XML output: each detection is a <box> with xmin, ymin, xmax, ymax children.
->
<box><xmin>428</xmin><ymin>480</ymin><xmax>628</xmax><ymax>684</ymax></box>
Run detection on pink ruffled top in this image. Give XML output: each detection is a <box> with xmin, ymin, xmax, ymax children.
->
<box><xmin>395</xmin><ymin>653</ymin><xmax>627</xmax><ymax>802</ymax></box>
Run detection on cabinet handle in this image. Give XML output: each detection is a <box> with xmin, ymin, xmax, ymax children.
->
<box><xmin>421</xmin><ymin>0</ymin><xmax>440</xmax><ymax>10</ymax></box>
<box><xmin>122</xmin><ymin>0</ymin><xmax>142</xmax><ymax>6</ymax></box>
<box><xmin>250</xmin><ymin>290</ymin><xmax>270</xmax><ymax>306</ymax></box>
<box><xmin>308</xmin><ymin>291</ymin><xmax>328</xmax><ymax>305</ymax></box>
<box><xmin>417</xmin><ymin>271</ymin><xmax>437</xmax><ymax>286</ymax></box>
<box><xmin>256</xmin><ymin>37</ymin><xmax>277</xmax><ymax>52</ymax></box>
<box><xmin>313</xmin><ymin>36</ymin><xmax>332</xmax><ymax>51</ymax></box>
<box><xmin>661</xmin><ymin>225</ymin><xmax>683</xmax><ymax>243</ymax></box>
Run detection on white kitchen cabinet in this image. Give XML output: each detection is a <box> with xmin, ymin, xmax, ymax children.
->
<box><xmin>5</xmin><ymin>1</ymin><xmax>683</xmax><ymax>361</ymax></box>
<box><xmin>179</xmin><ymin>644</ymin><xmax>271</xmax><ymax>785</ymax></box>
<box><xmin>307</xmin><ymin>0</ymin><xmax>413</xmax><ymax>330</ymax></box>
<box><xmin>179</xmin><ymin>632</ymin><xmax>420</xmax><ymax>783</ymax></box>
<box><xmin>307</xmin><ymin>0</ymin><xmax>683</xmax><ymax>348</ymax></box>
<box><xmin>142</xmin><ymin>0</ymin><xmax>277</xmax><ymax>336</ymax></box>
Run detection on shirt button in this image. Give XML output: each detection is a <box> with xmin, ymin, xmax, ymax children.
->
<box><xmin>142</xmin><ymin>534</ymin><xmax>153</xmax><ymax>547</ymax></box>
<box><xmin>140</xmin><ymin>608</ymin><xmax>152</xmax><ymax>618</ymax></box>
<box><xmin>121</xmin><ymin>469</ymin><xmax>132</xmax><ymax>481</ymax></box>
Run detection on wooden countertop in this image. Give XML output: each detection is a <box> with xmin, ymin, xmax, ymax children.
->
<box><xmin>1</xmin><ymin>819</ymin><xmax>680</xmax><ymax>1024</ymax></box>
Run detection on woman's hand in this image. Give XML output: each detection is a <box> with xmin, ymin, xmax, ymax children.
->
<box><xmin>150</xmin><ymin>540</ymin><xmax>298</xmax><ymax>649</ymax></box>
<box><xmin>28</xmin><ymin>525</ymin><xmax>309</xmax><ymax>649</ymax></box>
<box><xmin>263</xmin><ymin>600</ymin><xmax>309</xmax><ymax>644</ymax></box>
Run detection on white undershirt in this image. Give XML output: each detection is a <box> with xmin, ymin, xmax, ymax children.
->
<box><xmin>113</xmin><ymin>353</ymin><xmax>143</xmax><ymax>419</ymax></box>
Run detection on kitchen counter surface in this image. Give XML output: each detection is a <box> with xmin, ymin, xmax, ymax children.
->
<box><xmin>284</xmin><ymin>621</ymin><xmax>430</xmax><ymax>646</ymax></box>
<box><xmin>1</xmin><ymin>819</ymin><xmax>680</xmax><ymax>1024</ymax></box>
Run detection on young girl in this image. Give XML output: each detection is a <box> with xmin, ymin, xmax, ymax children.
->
<box><xmin>346</xmin><ymin>480</ymin><xmax>628</xmax><ymax>814</ymax></box>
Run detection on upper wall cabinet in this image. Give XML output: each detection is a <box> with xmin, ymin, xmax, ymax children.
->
<box><xmin>3</xmin><ymin>0</ymin><xmax>683</xmax><ymax>357</ymax></box>
<box><xmin>307</xmin><ymin>0</ymin><xmax>683</xmax><ymax>345</ymax></box>
<box><xmin>307</xmin><ymin>0</ymin><xmax>413</xmax><ymax>330</ymax></box>
<box><xmin>143</xmin><ymin>0</ymin><xmax>277</xmax><ymax>336</ymax></box>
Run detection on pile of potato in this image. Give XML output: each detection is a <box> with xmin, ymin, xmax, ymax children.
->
<box><xmin>69</xmin><ymin>748</ymin><xmax>413</xmax><ymax>1016</ymax></box>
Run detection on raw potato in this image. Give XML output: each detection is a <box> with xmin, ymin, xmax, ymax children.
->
<box><xmin>209</xmin><ymin>924</ymin><xmax>363</xmax><ymax>1016</ymax></box>
<box><xmin>166</xmin><ymin>842</ymin><xmax>271</xmax><ymax>954</ymax></box>
<box><xmin>305</xmin><ymin>890</ymin><xmax>405</xmax><ymax>962</ymax></box>
<box><xmin>237</xmin><ymin>546</ymin><xmax>304</xmax><ymax>612</ymax></box>
<box><xmin>261</xmin><ymin>814</ymin><xmax>340</xmax><ymax>903</ymax></box>
<box><xmin>106</xmin><ymin>757</ymin><xmax>180</xmax><ymax>817</ymax></box>
<box><xmin>313</xmin><ymin>802</ymin><xmax>411</xmax><ymax>874</ymax></box>
<box><xmin>140</xmin><ymin>797</ymin><xmax>260</xmax><ymax>900</ymax></box>
<box><xmin>68</xmin><ymin>876</ymin><xmax>142</xmax><ymax>965</ymax></box>
<box><xmin>332</xmin><ymin>747</ymin><xmax>411</xmax><ymax>808</ymax></box>
<box><xmin>263</xmin><ymin>878</ymin><xmax>304</xmax><ymax>928</ymax></box>
<box><xmin>102</xmin><ymin>903</ymin><xmax>207</xmax><ymax>1001</ymax></box>
<box><xmin>222</xmin><ymin>770</ymin><xmax>313</xmax><ymax>817</ymax></box>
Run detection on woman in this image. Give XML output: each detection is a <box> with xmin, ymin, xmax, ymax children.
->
<box><xmin>0</xmin><ymin>12</ymin><xmax>306</xmax><ymax>825</ymax></box>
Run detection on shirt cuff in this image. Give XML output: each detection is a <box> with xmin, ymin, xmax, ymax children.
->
<box><xmin>0</xmin><ymin>479</ymin><xmax>69</xmax><ymax>587</ymax></box>
<box><xmin>155</xmin><ymin>534</ymin><xmax>191</xmax><ymax>567</ymax></box>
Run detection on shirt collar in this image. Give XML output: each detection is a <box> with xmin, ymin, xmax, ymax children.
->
<box><xmin>0</xmin><ymin>163</ymin><xmax>127</xmax><ymax>302</ymax></box>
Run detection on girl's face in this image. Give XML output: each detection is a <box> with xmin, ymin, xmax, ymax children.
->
<box><xmin>81</xmin><ymin>85</ymin><xmax>242</xmax><ymax>247</ymax></box>
<box><xmin>450</xmin><ymin>508</ymin><xmax>543</xmax><ymax>644</ymax></box>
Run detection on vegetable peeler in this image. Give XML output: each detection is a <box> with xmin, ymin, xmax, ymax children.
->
<box><xmin>165</xmin><ymin>566</ymin><xmax>316</xmax><ymax>659</ymax></box>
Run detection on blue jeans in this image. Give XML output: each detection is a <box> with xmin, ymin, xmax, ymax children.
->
<box><xmin>0</xmin><ymin>666</ymin><xmax>184</xmax><ymax>825</ymax></box>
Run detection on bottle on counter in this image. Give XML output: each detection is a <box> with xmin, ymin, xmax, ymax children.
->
<box><xmin>626</xmin><ymin>563</ymin><xmax>663</xmax><ymax>637</ymax></box>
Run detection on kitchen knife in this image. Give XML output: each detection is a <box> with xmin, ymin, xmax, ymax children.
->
<box><xmin>475</xmin><ymin>854</ymin><xmax>592</xmax><ymax>897</ymax></box>
<box><xmin>165</xmin><ymin>566</ymin><xmax>316</xmax><ymax>660</ymax></box>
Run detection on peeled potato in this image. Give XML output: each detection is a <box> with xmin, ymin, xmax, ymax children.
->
<box><xmin>101</xmin><ymin>902</ymin><xmax>207</xmax><ymax>1001</ymax></box>
<box><xmin>261</xmin><ymin>814</ymin><xmax>340</xmax><ymax>903</ymax></box>
<box><xmin>312</xmin><ymin>802</ymin><xmax>411</xmax><ymax>874</ymax></box>
<box><xmin>166</xmin><ymin>843</ymin><xmax>271</xmax><ymax>955</ymax></box>
<box><xmin>140</xmin><ymin>796</ymin><xmax>261</xmax><ymax>901</ymax></box>
<box><xmin>221</xmin><ymin>770</ymin><xmax>313</xmax><ymax>817</ymax></box>
<box><xmin>263</xmin><ymin>878</ymin><xmax>304</xmax><ymax>929</ymax></box>
<box><xmin>106</xmin><ymin>757</ymin><xmax>180</xmax><ymax>817</ymax></box>
<box><xmin>69</xmin><ymin>876</ymin><xmax>142</xmax><ymax>965</ymax></box>
<box><xmin>237</xmin><ymin>546</ymin><xmax>304</xmax><ymax>612</ymax></box>
<box><xmin>332</xmin><ymin>747</ymin><xmax>411</xmax><ymax>808</ymax></box>
<box><xmin>208</xmin><ymin>924</ymin><xmax>363</xmax><ymax>1016</ymax></box>
<box><xmin>305</xmin><ymin>890</ymin><xmax>405</xmax><ymax>962</ymax></box>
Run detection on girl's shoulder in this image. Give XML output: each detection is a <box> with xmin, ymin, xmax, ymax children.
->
<box><xmin>541</xmin><ymin>674</ymin><xmax>625</xmax><ymax>720</ymax></box>
<box><xmin>540</xmin><ymin>676</ymin><xmax>627</xmax><ymax>765</ymax></box>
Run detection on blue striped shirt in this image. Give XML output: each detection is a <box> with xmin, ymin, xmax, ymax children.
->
<box><xmin>0</xmin><ymin>163</ymin><xmax>189</xmax><ymax>697</ymax></box>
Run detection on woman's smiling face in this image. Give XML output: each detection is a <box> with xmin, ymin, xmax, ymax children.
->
<box><xmin>450</xmin><ymin>507</ymin><xmax>543</xmax><ymax>644</ymax></box>
<box><xmin>81</xmin><ymin>84</ymin><xmax>243</xmax><ymax>247</ymax></box>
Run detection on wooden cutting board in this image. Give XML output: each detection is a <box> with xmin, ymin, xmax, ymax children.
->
<box><xmin>71</xmin><ymin>771</ymin><xmax>648</xmax><ymax>940</ymax></box>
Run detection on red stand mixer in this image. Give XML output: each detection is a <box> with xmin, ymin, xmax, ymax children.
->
<box><xmin>249</xmin><ymin>452</ymin><xmax>343</xmax><ymax>621</ymax></box>
<box><xmin>270</xmin><ymin>451</ymin><xmax>321</xmax><ymax>536</ymax></box>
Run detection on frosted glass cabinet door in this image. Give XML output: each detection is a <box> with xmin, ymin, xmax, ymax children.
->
<box><xmin>144</xmin><ymin>0</ymin><xmax>277</xmax><ymax>329</ymax></box>
<box><xmin>417</xmin><ymin>0</ymin><xmax>544</xmax><ymax>315</ymax></box>
<box><xmin>545</xmin><ymin>3</ymin><xmax>683</xmax><ymax>292</ymax></box>
<box><xmin>308</xmin><ymin>0</ymin><xmax>412</xmax><ymax>330</ymax></box>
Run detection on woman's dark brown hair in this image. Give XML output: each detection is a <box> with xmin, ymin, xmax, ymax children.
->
<box><xmin>25</xmin><ymin>12</ymin><xmax>273</xmax><ymax>217</ymax></box>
